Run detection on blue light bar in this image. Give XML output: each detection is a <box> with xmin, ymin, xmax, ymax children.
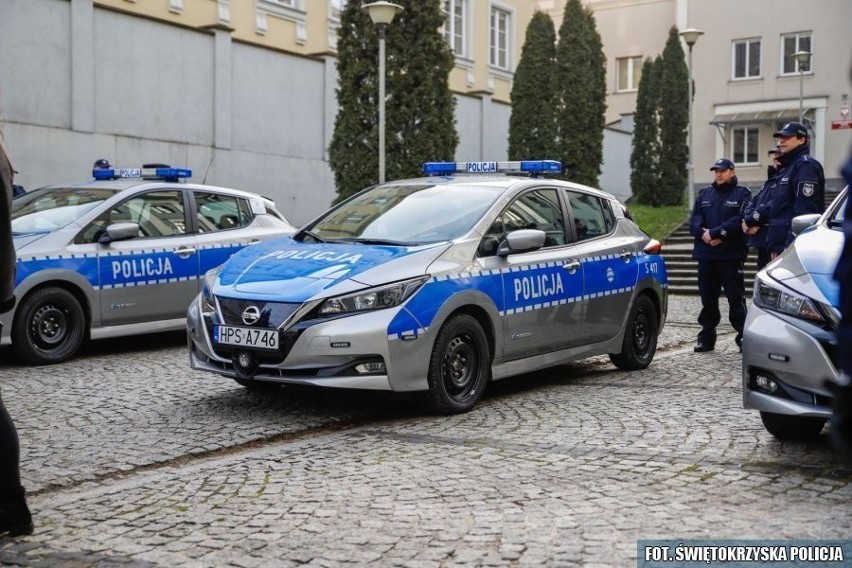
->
<box><xmin>92</xmin><ymin>167</ymin><xmax>192</xmax><ymax>182</ymax></box>
<box><xmin>421</xmin><ymin>160</ymin><xmax>563</xmax><ymax>176</ymax></box>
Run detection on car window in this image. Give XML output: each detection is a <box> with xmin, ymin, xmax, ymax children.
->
<box><xmin>78</xmin><ymin>190</ymin><xmax>187</xmax><ymax>243</ymax></box>
<box><xmin>478</xmin><ymin>188</ymin><xmax>565</xmax><ymax>257</ymax></box>
<box><xmin>566</xmin><ymin>192</ymin><xmax>611</xmax><ymax>241</ymax></box>
<box><xmin>12</xmin><ymin>187</ymin><xmax>116</xmax><ymax>234</ymax></box>
<box><xmin>195</xmin><ymin>191</ymin><xmax>253</xmax><ymax>233</ymax></box>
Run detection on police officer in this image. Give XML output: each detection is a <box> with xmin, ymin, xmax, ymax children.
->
<box><xmin>766</xmin><ymin>121</ymin><xmax>825</xmax><ymax>259</ymax></box>
<box><xmin>0</xmin><ymin>139</ymin><xmax>33</xmax><ymax>537</ymax></box>
<box><xmin>689</xmin><ymin>158</ymin><xmax>751</xmax><ymax>352</ymax></box>
<box><xmin>742</xmin><ymin>144</ymin><xmax>783</xmax><ymax>270</ymax></box>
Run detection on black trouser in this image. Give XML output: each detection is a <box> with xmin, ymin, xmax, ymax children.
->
<box><xmin>697</xmin><ymin>258</ymin><xmax>747</xmax><ymax>345</ymax></box>
<box><xmin>755</xmin><ymin>247</ymin><xmax>771</xmax><ymax>271</ymax></box>
<box><xmin>0</xmin><ymin>387</ymin><xmax>22</xmax><ymax>491</ymax></box>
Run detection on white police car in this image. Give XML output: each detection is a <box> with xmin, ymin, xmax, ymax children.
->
<box><xmin>742</xmin><ymin>186</ymin><xmax>846</xmax><ymax>440</ymax></box>
<box><xmin>188</xmin><ymin>161</ymin><xmax>668</xmax><ymax>414</ymax></box>
<box><xmin>3</xmin><ymin>166</ymin><xmax>295</xmax><ymax>365</ymax></box>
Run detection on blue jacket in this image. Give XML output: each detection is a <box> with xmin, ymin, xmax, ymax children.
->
<box><xmin>833</xmin><ymin>153</ymin><xmax>852</xmax><ymax>375</ymax></box>
<box><xmin>689</xmin><ymin>176</ymin><xmax>750</xmax><ymax>261</ymax></box>
<box><xmin>742</xmin><ymin>167</ymin><xmax>778</xmax><ymax>249</ymax></box>
<box><xmin>766</xmin><ymin>143</ymin><xmax>825</xmax><ymax>253</ymax></box>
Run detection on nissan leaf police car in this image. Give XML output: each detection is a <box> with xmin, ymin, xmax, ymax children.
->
<box><xmin>4</xmin><ymin>166</ymin><xmax>295</xmax><ymax>365</ymax></box>
<box><xmin>188</xmin><ymin>161</ymin><xmax>668</xmax><ymax>414</ymax></box>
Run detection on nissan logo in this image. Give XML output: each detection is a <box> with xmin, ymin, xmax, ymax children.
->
<box><xmin>241</xmin><ymin>306</ymin><xmax>261</xmax><ymax>326</ymax></box>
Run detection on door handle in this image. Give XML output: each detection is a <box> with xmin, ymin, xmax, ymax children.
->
<box><xmin>173</xmin><ymin>247</ymin><xmax>197</xmax><ymax>258</ymax></box>
<box><xmin>562</xmin><ymin>260</ymin><xmax>580</xmax><ymax>273</ymax></box>
<box><xmin>619</xmin><ymin>251</ymin><xmax>632</xmax><ymax>261</ymax></box>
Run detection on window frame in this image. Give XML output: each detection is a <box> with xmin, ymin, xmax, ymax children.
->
<box><xmin>615</xmin><ymin>55</ymin><xmax>643</xmax><ymax>92</ymax></box>
<box><xmin>732</xmin><ymin>37</ymin><xmax>761</xmax><ymax>80</ymax></box>
<box><xmin>780</xmin><ymin>31</ymin><xmax>812</xmax><ymax>76</ymax></box>
<box><xmin>443</xmin><ymin>0</ymin><xmax>470</xmax><ymax>59</ymax></box>
<box><xmin>489</xmin><ymin>4</ymin><xmax>512</xmax><ymax>71</ymax></box>
<box><xmin>731</xmin><ymin>126</ymin><xmax>760</xmax><ymax>167</ymax></box>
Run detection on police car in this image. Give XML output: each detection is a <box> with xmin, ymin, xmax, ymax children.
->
<box><xmin>3</xmin><ymin>166</ymin><xmax>295</xmax><ymax>365</ymax></box>
<box><xmin>188</xmin><ymin>161</ymin><xmax>668</xmax><ymax>414</ymax></box>
<box><xmin>743</xmin><ymin>186</ymin><xmax>847</xmax><ymax>440</ymax></box>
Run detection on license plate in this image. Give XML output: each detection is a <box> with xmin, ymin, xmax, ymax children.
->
<box><xmin>213</xmin><ymin>325</ymin><xmax>279</xmax><ymax>351</ymax></box>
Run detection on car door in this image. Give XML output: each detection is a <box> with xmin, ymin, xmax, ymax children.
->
<box><xmin>564</xmin><ymin>191</ymin><xmax>639</xmax><ymax>344</ymax></box>
<box><xmin>477</xmin><ymin>188</ymin><xmax>585</xmax><ymax>362</ymax></box>
<box><xmin>92</xmin><ymin>188</ymin><xmax>200</xmax><ymax>326</ymax></box>
<box><xmin>192</xmin><ymin>190</ymin><xmax>269</xmax><ymax>278</ymax></box>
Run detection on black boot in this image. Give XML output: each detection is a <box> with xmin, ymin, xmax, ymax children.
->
<box><xmin>0</xmin><ymin>486</ymin><xmax>33</xmax><ymax>537</ymax></box>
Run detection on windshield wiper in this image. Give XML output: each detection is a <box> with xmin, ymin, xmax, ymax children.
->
<box><xmin>296</xmin><ymin>229</ymin><xmax>326</xmax><ymax>243</ymax></box>
<box><xmin>348</xmin><ymin>237</ymin><xmax>409</xmax><ymax>246</ymax></box>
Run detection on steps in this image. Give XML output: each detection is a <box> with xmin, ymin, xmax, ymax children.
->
<box><xmin>661</xmin><ymin>190</ymin><xmax>840</xmax><ymax>296</ymax></box>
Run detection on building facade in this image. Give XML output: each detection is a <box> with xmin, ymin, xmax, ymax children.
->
<box><xmin>539</xmin><ymin>0</ymin><xmax>852</xmax><ymax>194</ymax></box>
<box><xmin>0</xmin><ymin>0</ymin><xmax>533</xmax><ymax>224</ymax></box>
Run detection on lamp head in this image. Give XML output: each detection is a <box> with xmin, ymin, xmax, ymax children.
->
<box><xmin>793</xmin><ymin>50</ymin><xmax>812</xmax><ymax>65</ymax></box>
<box><xmin>679</xmin><ymin>28</ymin><xmax>704</xmax><ymax>47</ymax></box>
<box><xmin>362</xmin><ymin>1</ymin><xmax>403</xmax><ymax>26</ymax></box>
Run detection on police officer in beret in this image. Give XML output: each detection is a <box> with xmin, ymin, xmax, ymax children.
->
<box><xmin>689</xmin><ymin>158</ymin><xmax>751</xmax><ymax>352</ymax></box>
<box><xmin>765</xmin><ymin>121</ymin><xmax>825</xmax><ymax>259</ymax></box>
<box><xmin>742</xmin><ymin>144</ymin><xmax>783</xmax><ymax>270</ymax></box>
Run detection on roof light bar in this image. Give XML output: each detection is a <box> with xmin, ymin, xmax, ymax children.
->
<box><xmin>421</xmin><ymin>160</ymin><xmax>563</xmax><ymax>176</ymax></box>
<box><xmin>93</xmin><ymin>167</ymin><xmax>192</xmax><ymax>182</ymax></box>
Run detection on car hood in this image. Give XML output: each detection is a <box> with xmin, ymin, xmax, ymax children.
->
<box><xmin>215</xmin><ymin>237</ymin><xmax>452</xmax><ymax>301</ymax></box>
<box><xmin>12</xmin><ymin>232</ymin><xmax>51</xmax><ymax>249</ymax></box>
<box><xmin>766</xmin><ymin>226</ymin><xmax>842</xmax><ymax>307</ymax></box>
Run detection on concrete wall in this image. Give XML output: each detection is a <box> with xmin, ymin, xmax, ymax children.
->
<box><xmin>0</xmin><ymin>0</ymin><xmax>511</xmax><ymax>226</ymax></box>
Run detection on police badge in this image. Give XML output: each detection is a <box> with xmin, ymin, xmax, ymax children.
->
<box><xmin>800</xmin><ymin>182</ymin><xmax>815</xmax><ymax>197</ymax></box>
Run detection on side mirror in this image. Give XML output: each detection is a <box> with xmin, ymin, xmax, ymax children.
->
<box><xmin>99</xmin><ymin>222</ymin><xmax>140</xmax><ymax>244</ymax></box>
<box><xmin>496</xmin><ymin>229</ymin><xmax>546</xmax><ymax>256</ymax></box>
<box><xmin>790</xmin><ymin>214</ymin><xmax>821</xmax><ymax>237</ymax></box>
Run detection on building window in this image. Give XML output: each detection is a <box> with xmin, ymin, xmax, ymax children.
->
<box><xmin>732</xmin><ymin>38</ymin><xmax>760</xmax><ymax>79</ymax></box>
<box><xmin>443</xmin><ymin>0</ymin><xmax>468</xmax><ymax>58</ymax></box>
<box><xmin>781</xmin><ymin>32</ymin><xmax>812</xmax><ymax>75</ymax></box>
<box><xmin>731</xmin><ymin>126</ymin><xmax>759</xmax><ymax>165</ymax></box>
<box><xmin>616</xmin><ymin>56</ymin><xmax>642</xmax><ymax>92</ymax></box>
<box><xmin>489</xmin><ymin>6</ymin><xmax>511</xmax><ymax>70</ymax></box>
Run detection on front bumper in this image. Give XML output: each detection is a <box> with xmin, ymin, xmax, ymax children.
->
<box><xmin>741</xmin><ymin>303</ymin><xmax>837</xmax><ymax>418</ymax></box>
<box><xmin>187</xmin><ymin>295</ymin><xmax>435</xmax><ymax>392</ymax></box>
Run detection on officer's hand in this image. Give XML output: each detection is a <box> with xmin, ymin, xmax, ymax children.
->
<box><xmin>746</xmin><ymin>226</ymin><xmax>760</xmax><ymax>236</ymax></box>
<box><xmin>708</xmin><ymin>238</ymin><xmax>723</xmax><ymax>247</ymax></box>
<box><xmin>0</xmin><ymin>295</ymin><xmax>15</xmax><ymax>314</ymax></box>
<box><xmin>741</xmin><ymin>221</ymin><xmax>749</xmax><ymax>233</ymax></box>
<box><xmin>702</xmin><ymin>229</ymin><xmax>712</xmax><ymax>243</ymax></box>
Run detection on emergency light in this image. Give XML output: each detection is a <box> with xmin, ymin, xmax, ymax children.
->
<box><xmin>93</xmin><ymin>167</ymin><xmax>192</xmax><ymax>182</ymax></box>
<box><xmin>421</xmin><ymin>160</ymin><xmax>563</xmax><ymax>177</ymax></box>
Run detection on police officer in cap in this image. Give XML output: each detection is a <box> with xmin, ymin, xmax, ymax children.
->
<box><xmin>742</xmin><ymin>144</ymin><xmax>783</xmax><ymax>270</ymax></box>
<box><xmin>765</xmin><ymin>121</ymin><xmax>825</xmax><ymax>259</ymax></box>
<box><xmin>689</xmin><ymin>158</ymin><xmax>751</xmax><ymax>352</ymax></box>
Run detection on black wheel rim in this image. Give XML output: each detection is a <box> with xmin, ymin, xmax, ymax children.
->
<box><xmin>442</xmin><ymin>333</ymin><xmax>479</xmax><ymax>401</ymax></box>
<box><xmin>632</xmin><ymin>307</ymin><xmax>650</xmax><ymax>355</ymax></box>
<box><xmin>29</xmin><ymin>303</ymin><xmax>72</xmax><ymax>348</ymax></box>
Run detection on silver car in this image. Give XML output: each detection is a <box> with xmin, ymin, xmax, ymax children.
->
<box><xmin>3</xmin><ymin>166</ymin><xmax>295</xmax><ymax>365</ymax></box>
<box><xmin>188</xmin><ymin>160</ymin><xmax>669</xmax><ymax>414</ymax></box>
<box><xmin>742</xmin><ymin>187</ymin><xmax>846</xmax><ymax>440</ymax></box>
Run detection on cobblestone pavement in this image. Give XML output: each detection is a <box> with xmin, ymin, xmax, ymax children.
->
<box><xmin>1</xmin><ymin>296</ymin><xmax>849</xmax><ymax>567</ymax></box>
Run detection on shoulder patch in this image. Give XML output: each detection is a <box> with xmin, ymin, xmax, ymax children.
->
<box><xmin>800</xmin><ymin>182</ymin><xmax>815</xmax><ymax>197</ymax></box>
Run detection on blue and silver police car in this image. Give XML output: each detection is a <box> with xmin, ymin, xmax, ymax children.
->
<box><xmin>743</xmin><ymin>186</ymin><xmax>846</xmax><ymax>440</ymax></box>
<box><xmin>188</xmin><ymin>161</ymin><xmax>668</xmax><ymax>414</ymax></box>
<box><xmin>3</xmin><ymin>166</ymin><xmax>295</xmax><ymax>365</ymax></box>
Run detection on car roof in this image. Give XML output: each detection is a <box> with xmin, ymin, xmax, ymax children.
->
<box><xmin>390</xmin><ymin>174</ymin><xmax>617</xmax><ymax>201</ymax></box>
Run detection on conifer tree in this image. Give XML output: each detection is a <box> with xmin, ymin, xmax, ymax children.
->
<box><xmin>554</xmin><ymin>0</ymin><xmax>607</xmax><ymax>187</ymax></box>
<box><xmin>508</xmin><ymin>11</ymin><xmax>557</xmax><ymax>161</ymax></box>
<box><xmin>657</xmin><ymin>26</ymin><xmax>689</xmax><ymax>206</ymax></box>
<box><xmin>630</xmin><ymin>57</ymin><xmax>662</xmax><ymax>205</ymax></box>
<box><xmin>328</xmin><ymin>0</ymin><xmax>458</xmax><ymax>202</ymax></box>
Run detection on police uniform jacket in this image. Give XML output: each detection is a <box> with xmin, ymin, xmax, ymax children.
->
<box><xmin>0</xmin><ymin>144</ymin><xmax>16</xmax><ymax>307</ymax></box>
<box><xmin>742</xmin><ymin>168</ymin><xmax>778</xmax><ymax>249</ymax></box>
<box><xmin>833</xmin><ymin>153</ymin><xmax>852</xmax><ymax>376</ymax></box>
<box><xmin>766</xmin><ymin>143</ymin><xmax>825</xmax><ymax>254</ymax></box>
<box><xmin>689</xmin><ymin>176</ymin><xmax>750</xmax><ymax>261</ymax></box>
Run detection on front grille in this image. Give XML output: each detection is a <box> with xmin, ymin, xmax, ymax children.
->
<box><xmin>217</xmin><ymin>297</ymin><xmax>302</xmax><ymax>328</ymax></box>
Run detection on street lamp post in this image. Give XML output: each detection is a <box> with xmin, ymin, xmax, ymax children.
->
<box><xmin>793</xmin><ymin>50</ymin><xmax>812</xmax><ymax>124</ymax></box>
<box><xmin>679</xmin><ymin>28</ymin><xmax>703</xmax><ymax>212</ymax></box>
<box><xmin>362</xmin><ymin>1</ymin><xmax>403</xmax><ymax>184</ymax></box>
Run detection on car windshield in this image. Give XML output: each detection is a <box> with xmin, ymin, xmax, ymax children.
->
<box><xmin>11</xmin><ymin>187</ymin><xmax>117</xmax><ymax>234</ymax></box>
<box><xmin>306</xmin><ymin>183</ymin><xmax>504</xmax><ymax>245</ymax></box>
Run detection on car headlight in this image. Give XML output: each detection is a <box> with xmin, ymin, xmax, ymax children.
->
<box><xmin>318</xmin><ymin>276</ymin><xmax>429</xmax><ymax>316</ymax></box>
<box><xmin>201</xmin><ymin>265</ymin><xmax>223</xmax><ymax>313</ymax></box>
<box><xmin>753</xmin><ymin>275</ymin><xmax>827</xmax><ymax>326</ymax></box>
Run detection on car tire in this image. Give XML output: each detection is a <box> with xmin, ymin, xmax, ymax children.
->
<box><xmin>425</xmin><ymin>314</ymin><xmax>491</xmax><ymax>415</ymax></box>
<box><xmin>759</xmin><ymin>411</ymin><xmax>826</xmax><ymax>440</ymax></box>
<box><xmin>609</xmin><ymin>294</ymin><xmax>658</xmax><ymax>371</ymax></box>
<box><xmin>13</xmin><ymin>287</ymin><xmax>86</xmax><ymax>365</ymax></box>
